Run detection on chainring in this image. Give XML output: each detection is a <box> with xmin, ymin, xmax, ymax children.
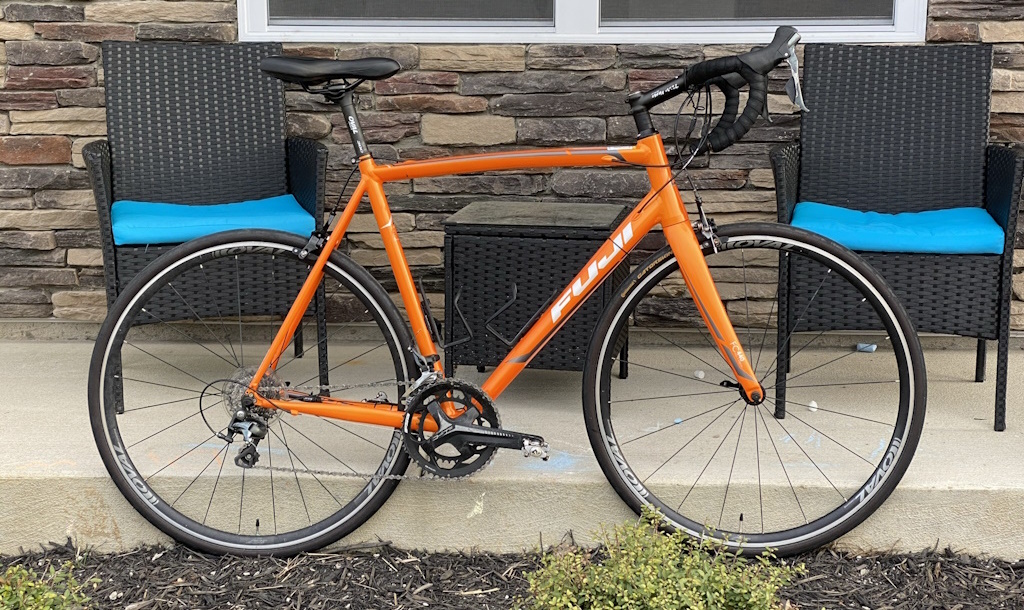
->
<box><xmin>402</xmin><ymin>379</ymin><xmax>500</xmax><ymax>479</ymax></box>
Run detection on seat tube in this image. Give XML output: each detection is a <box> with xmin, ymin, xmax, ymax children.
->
<box><xmin>340</xmin><ymin>90</ymin><xmax>369</xmax><ymax>159</ymax></box>
<box><xmin>662</xmin><ymin>219</ymin><xmax>765</xmax><ymax>404</ymax></box>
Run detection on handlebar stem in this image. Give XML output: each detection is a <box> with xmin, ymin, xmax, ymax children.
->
<box><xmin>627</xmin><ymin>91</ymin><xmax>658</xmax><ymax>139</ymax></box>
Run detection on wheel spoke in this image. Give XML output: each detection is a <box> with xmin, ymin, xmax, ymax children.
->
<box><xmin>120</xmin><ymin>376</ymin><xmax>209</xmax><ymax>395</ymax></box>
<box><xmin>144</xmin><ymin>431</ymin><xmax>221</xmax><ymax>483</ymax></box>
<box><xmin>199</xmin><ymin>263</ymin><xmax>239</xmax><ymax>365</ymax></box>
<box><xmin>170</xmin><ymin>442</ymin><xmax>228</xmax><ymax>509</ymax></box>
<box><xmin>293</xmin><ymin>343</ymin><xmax>389</xmax><ymax>388</ymax></box>
<box><xmin>274</xmin><ymin>281</ymin><xmax>352</xmax><ymax>373</ymax></box>
<box><xmin>758</xmin><ymin>269</ymin><xmax>834</xmax><ymax>382</ymax></box>
<box><xmin>266</xmin><ymin>432</ymin><xmax>277</xmax><ymax>535</ymax></box>
<box><xmin>765</xmin><ymin>398</ymin><xmax>876</xmax><ymax>467</ymax></box>
<box><xmin>269</xmin><ymin>424</ymin><xmax>345</xmax><ymax>508</ymax></box>
<box><xmin>758</xmin><ymin>403</ymin><xmax>847</xmax><ymax>502</ymax></box>
<box><xmin>128</xmin><ymin>400</ymin><xmax>222</xmax><ymax>450</ymax></box>
<box><xmin>123</xmin><ymin>392</ymin><xmax>223</xmax><ymax>413</ymax></box>
<box><xmin>757</xmin><ymin>401</ymin><xmax>808</xmax><ymax>525</ymax></box>
<box><xmin>237</xmin><ymin>466</ymin><xmax>246</xmax><ymax>535</ymax></box>
<box><xmin>622</xmin><ymin>398</ymin><xmax>737</xmax><ymax>446</ymax></box>
<box><xmin>677</xmin><ymin>402</ymin><xmax>745</xmax><ymax>512</ymax></box>
<box><xmin>203</xmin><ymin>440</ymin><xmax>230</xmax><ymax>525</ymax></box>
<box><xmin>621</xmin><ymin>359</ymin><xmax>732</xmax><ymax>390</ymax></box>
<box><xmin>275</xmin><ymin>422</ymin><xmax>312</xmax><ymax>525</ymax></box>
<box><xmin>764</xmin><ymin>394</ymin><xmax>892</xmax><ymax>427</ymax></box>
<box><xmin>319</xmin><ymin>417</ymin><xmax>388</xmax><ymax>451</ymax></box>
<box><xmin>125</xmin><ymin>342</ymin><xmax>212</xmax><ymax>389</ymax></box>
<box><xmin>139</xmin><ymin>307</ymin><xmax>238</xmax><ymax>369</ymax></box>
<box><xmin>753</xmin><ymin>403</ymin><xmax>764</xmax><ymax>534</ymax></box>
<box><xmin>235</xmin><ymin>256</ymin><xmax>244</xmax><ymax>366</ymax></box>
<box><xmin>718</xmin><ymin>406</ymin><xmax>748</xmax><ymax>530</ymax></box>
<box><xmin>283</xmin><ymin>419</ymin><xmax>359</xmax><ymax>475</ymax></box>
<box><xmin>167</xmin><ymin>281</ymin><xmax>240</xmax><ymax>367</ymax></box>
<box><xmin>752</xmin><ymin>291</ymin><xmax>778</xmax><ymax>373</ymax></box>
<box><xmin>641</xmin><ymin>398</ymin><xmax>740</xmax><ymax>483</ymax></box>
<box><xmin>612</xmin><ymin>387</ymin><xmax>738</xmax><ymax>405</ymax></box>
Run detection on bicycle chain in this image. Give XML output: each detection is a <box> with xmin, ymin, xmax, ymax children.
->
<box><xmin>245</xmin><ymin>378</ymin><xmax>480</xmax><ymax>483</ymax></box>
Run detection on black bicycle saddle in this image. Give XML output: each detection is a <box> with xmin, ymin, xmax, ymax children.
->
<box><xmin>260</xmin><ymin>56</ymin><xmax>400</xmax><ymax>86</ymax></box>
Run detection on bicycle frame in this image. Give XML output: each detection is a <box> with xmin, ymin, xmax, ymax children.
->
<box><xmin>247</xmin><ymin>133</ymin><xmax>763</xmax><ymax>428</ymax></box>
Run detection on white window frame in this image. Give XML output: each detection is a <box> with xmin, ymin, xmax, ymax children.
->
<box><xmin>239</xmin><ymin>0</ymin><xmax>927</xmax><ymax>44</ymax></box>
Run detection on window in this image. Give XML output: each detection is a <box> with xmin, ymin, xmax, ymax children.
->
<box><xmin>238</xmin><ymin>0</ymin><xmax>927</xmax><ymax>43</ymax></box>
<box><xmin>268</xmin><ymin>0</ymin><xmax>554</xmax><ymax>24</ymax></box>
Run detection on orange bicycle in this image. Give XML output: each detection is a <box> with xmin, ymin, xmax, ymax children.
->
<box><xmin>88</xmin><ymin>27</ymin><xmax>926</xmax><ymax>557</ymax></box>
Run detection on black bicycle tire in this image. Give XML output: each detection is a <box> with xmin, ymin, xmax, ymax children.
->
<box><xmin>582</xmin><ymin>222</ymin><xmax>927</xmax><ymax>556</ymax></box>
<box><xmin>88</xmin><ymin>229</ymin><xmax>416</xmax><ymax>556</ymax></box>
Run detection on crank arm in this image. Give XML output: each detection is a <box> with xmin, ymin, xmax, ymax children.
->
<box><xmin>428</xmin><ymin>424</ymin><xmax>549</xmax><ymax>458</ymax></box>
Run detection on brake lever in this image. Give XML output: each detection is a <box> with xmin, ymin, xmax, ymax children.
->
<box><xmin>784</xmin><ymin>46</ymin><xmax>810</xmax><ymax>112</ymax></box>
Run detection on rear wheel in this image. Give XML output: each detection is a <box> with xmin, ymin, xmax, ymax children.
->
<box><xmin>89</xmin><ymin>230</ymin><xmax>415</xmax><ymax>556</ymax></box>
<box><xmin>583</xmin><ymin>222</ymin><xmax>926</xmax><ymax>556</ymax></box>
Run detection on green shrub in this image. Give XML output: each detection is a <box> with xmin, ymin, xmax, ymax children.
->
<box><xmin>521</xmin><ymin>508</ymin><xmax>800</xmax><ymax>610</ymax></box>
<box><xmin>0</xmin><ymin>561</ymin><xmax>93</xmax><ymax>609</ymax></box>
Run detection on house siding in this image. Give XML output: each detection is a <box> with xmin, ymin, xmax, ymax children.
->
<box><xmin>0</xmin><ymin>0</ymin><xmax>1022</xmax><ymax>327</ymax></box>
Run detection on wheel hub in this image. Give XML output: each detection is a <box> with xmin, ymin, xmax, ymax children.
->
<box><xmin>222</xmin><ymin>366</ymin><xmax>283</xmax><ymax>421</ymax></box>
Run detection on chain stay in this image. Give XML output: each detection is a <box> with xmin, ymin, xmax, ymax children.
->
<box><xmin>247</xmin><ymin>376</ymin><xmax>480</xmax><ymax>482</ymax></box>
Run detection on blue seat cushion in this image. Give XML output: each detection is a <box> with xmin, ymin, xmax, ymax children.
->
<box><xmin>790</xmin><ymin>201</ymin><xmax>1004</xmax><ymax>255</ymax></box>
<box><xmin>110</xmin><ymin>195</ymin><xmax>315</xmax><ymax>246</ymax></box>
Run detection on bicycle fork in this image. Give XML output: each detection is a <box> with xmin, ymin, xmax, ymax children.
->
<box><xmin>663</xmin><ymin>219</ymin><xmax>765</xmax><ymax>405</ymax></box>
<box><xmin>646</xmin><ymin>155</ymin><xmax>764</xmax><ymax>405</ymax></box>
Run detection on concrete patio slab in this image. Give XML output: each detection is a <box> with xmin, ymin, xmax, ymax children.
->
<box><xmin>1</xmin><ymin>336</ymin><xmax>1023</xmax><ymax>560</ymax></box>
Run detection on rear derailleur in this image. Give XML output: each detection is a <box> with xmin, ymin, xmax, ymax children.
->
<box><xmin>223</xmin><ymin>394</ymin><xmax>270</xmax><ymax>469</ymax></box>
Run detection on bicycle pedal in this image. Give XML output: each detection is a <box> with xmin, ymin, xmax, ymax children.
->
<box><xmin>522</xmin><ymin>436</ymin><xmax>550</xmax><ymax>461</ymax></box>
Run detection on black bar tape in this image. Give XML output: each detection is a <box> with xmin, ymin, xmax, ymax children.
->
<box><xmin>704</xmin><ymin>75</ymin><xmax>741</xmax><ymax>152</ymax></box>
<box><xmin>695</xmin><ymin>65</ymin><xmax>766</xmax><ymax>154</ymax></box>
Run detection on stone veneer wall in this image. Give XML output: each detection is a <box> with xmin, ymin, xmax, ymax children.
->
<box><xmin>0</xmin><ymin>0</ymin><xmax>1022</xmax><ymax>326</ymax></box>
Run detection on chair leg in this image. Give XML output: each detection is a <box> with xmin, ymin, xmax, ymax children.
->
<box><xmin>315</xmin><ymin>284</ymin><xmax>330</xmax><ymax>394</ymax></box>
<box><xmin>773</xmin><ymin>319</ymin><xmax>789</xmax><ymax>420</ymax></box>
<box><xmin>975</xmin><ymin>339</ymin><xmax>986</xmax><ymax>383</ymax></box>
<box><xmin>618</xmin><ymin>339</ymin><xmax>629</xmax><ymax>379</ymax></box>
<box><xmin>109</xmin><ymin>349</ymin><xmax>125</xmax><ymax>415</ymax></box>
<box><xmin>995</xmin><ymin>335</ymin><xmax>1008</xmax><ymax>432</ymax></box>
<box><xmin>293</xmin><ymin>324</ymin><xmax>304</xmax><ymax>358</ymax></box>
<box><xmin>772</xmin><ymin>250</ymin><xmax>796</xmax><ymax>420</ymax></box>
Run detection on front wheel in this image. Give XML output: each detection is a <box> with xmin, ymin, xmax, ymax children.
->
<box><xmin>89</xmin><ymin>230</ymin><xmax>415</xmax><ymax>556</ymax></box>
<box><xmin>583</xmin><ymin>222</ymin><xmax>926</xmax><ymax>556</ymax></box>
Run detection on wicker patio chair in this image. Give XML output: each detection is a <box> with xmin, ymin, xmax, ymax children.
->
<box><xmin>84</xmin><ymin>42</ymin><xmax>329</xmax><ymax>380</ymax></box>
<box><xmin>771</xmin><ymin>44</ymin><xmax>1024</xmax><ymax>431</ymax></box>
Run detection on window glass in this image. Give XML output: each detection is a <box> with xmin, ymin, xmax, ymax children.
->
<box><xmin>269</xmin><ymin>0</ymin><xmax>555</xmax><ymax>22</ymax></box>
<box><xmin>601</xmin><ymin>0</ymin><xmax>894</xmax><ymax>22</ymax></box>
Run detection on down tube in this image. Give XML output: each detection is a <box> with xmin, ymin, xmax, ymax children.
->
<box><xmin>480</xmin><ymin>202</ymin><xmax>661</xmax><ymax>400</ymax></box>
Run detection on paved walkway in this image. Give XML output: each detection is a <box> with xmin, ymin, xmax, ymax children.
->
<box><xmin>1</xmin><ymin>338</ymin><xmax>1022</xmax><ymax>560</ymax></box>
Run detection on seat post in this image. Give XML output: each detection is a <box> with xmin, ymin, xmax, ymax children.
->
<box><xmin>338</xmin><ymin>89</ymin><xmax>369</xmax><ymax>159</ymax></box>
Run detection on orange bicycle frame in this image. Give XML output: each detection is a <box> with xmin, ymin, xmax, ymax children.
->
<box><xmin>247</xmin><ymin>134</ymin><xmax>763</xmax><ymax>428</ymax></box>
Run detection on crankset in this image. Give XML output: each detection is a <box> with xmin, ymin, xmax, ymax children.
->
<box><xmin>402</xmin><ymin>379</ymin><xmax>549</xmax><ymax>479</ymax></box>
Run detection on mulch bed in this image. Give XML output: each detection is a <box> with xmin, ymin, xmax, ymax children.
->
<box><xmin>3</xmin><ymin>540</ymin><xmax>1022</xmax><ymax>609</ymax></box>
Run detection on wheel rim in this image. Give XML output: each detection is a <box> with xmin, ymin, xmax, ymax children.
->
<box><xmin>95</xmin><ymin>239</ymin><xmax>410</xmax><ymax>552</ymax></box>
<box><xmin>594</xmin><ymin>229</ymin><xmax>919</xmax><ymax>550</ymax></box>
